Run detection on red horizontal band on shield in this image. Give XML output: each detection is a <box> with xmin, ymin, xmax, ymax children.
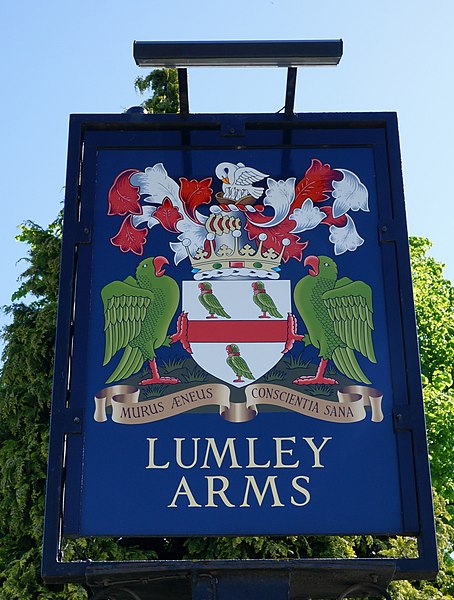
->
<box><xmin>187</xmin><ymin>320</ymin><xmax>287</xmax><ymax>343</ymax></box>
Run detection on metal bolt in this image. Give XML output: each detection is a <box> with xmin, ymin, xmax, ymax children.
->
<box><xmin>229</xmin><ymin>127</ymin><xmax>235</xmax><ymax>134</ymax></box>
<box><xmin>381</xmin><ymin>225</ymin><xmax>387</xmax><ymax>232</ymax></box>
<box><xmin>84</xmin><ymin>227</ymin><xmax>90</xmax><ymax>235</ymax></box>
<box><xmin>396</xmin><ymin>414</ymin><xmax>402</xmax><ymax>420</ymax></box>
<box><xmin>74</xmin><ymin>417</ymin><xmax>80</xmax><ymax>424</ymax></box>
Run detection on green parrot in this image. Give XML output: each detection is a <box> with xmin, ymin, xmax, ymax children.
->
<box><xmin>198</xmin><ymin>282</ymin><xmax>231</xmax><ymax>318</ymax></box>
<box><xmin>102</xmin><ymin>256</ymin><xmax>180</xmax><ymax>385</ymax></box>
<box><xmin>252</xmin><ymin>281</ymin><xmax>283</xmax><ymax>318</ymax></box>
<box><xmin>226</xmin><ymin>344</ymin><xmax>254</xmax><ymax>383</ymax></box>
<box><xmin>293</xmin><ymin>255</ymin><xmax>376</xmax><ymax>385</ymax></box>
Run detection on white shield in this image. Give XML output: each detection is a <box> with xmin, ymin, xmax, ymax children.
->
<box><xmin>182</xmin><ymin>280</ymin><xmax>291</xmax><ymax>387</ymax></box>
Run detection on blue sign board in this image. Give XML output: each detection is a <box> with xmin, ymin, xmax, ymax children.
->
<box><xmin>43</xmin><ymin>112</ymin><xmax>437</xmax><ymax>581</ymax></box>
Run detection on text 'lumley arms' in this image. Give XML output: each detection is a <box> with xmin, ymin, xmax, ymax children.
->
<box><xmin>146</xmin><ymin>436</ymin><xmax>332</xmax><ymax>508</ymax></box>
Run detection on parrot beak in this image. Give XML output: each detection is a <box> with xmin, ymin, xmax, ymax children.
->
<box><xmin>304</xmin><ymin>255</ymin><xmax>319</xmax><ymax>277</ymax></box>
<box><xmin>221</xmin><ymin>176</ymin><xmax>230</xmax><ymax>184</ymax></box>
<box><xmin>153</xmin><ymin>256</ymin><xmax>169</xmax><ymax>277</ymax></box>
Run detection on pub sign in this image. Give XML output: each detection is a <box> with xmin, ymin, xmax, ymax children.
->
<box><xmin>45</xmin><ymin>113</ymin><xmax>434</xmax><ymax>548</ymax></box>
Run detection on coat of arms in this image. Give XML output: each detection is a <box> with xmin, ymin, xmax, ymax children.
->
<box><xmin>94</xmin><ymin>158</ymin><xmax>383</xmax><ymax>425</ymax></box>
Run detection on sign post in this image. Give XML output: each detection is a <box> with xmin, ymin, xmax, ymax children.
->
<box><xmin>42</xmin><ymin>42</ymin><xmax>437</xmax><ymax>599</ymax></box>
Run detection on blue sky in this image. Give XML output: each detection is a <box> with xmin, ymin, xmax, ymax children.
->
<box><xmin>1</xmin><ymin>0</ymin><xmax>453</xmax><ymax>338</ymax></box>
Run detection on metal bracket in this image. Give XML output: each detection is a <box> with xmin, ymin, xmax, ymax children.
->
<box><xmin>379</xmin><ymin>221</ymin><xmax>396</xmax><ymax>243</ymax></box>
<box><xmin>76</xmin><ymin>222</ymin><xmax>92</xmax><ymax>244</ymax></box>
<box><xmin>89</xmin><ymin>585</ymin><xmax>142</xmax><ymax>599</ymax></box>
<box><xmin>86</xmin><ymin>570</ymin><xmax>394</xmax><ymax>599</ymax></box>
<box><xmin>284</xmin><ymin>67</ymin><xmax>297</xmax><ymax>115</ymax></box>
<box><xmin>80</xmin><ymin>556</ymin><xmax>397</xmax><ymax>599</ymax></box>
<box><xmin>220</xmin><ymin>116</ymin><xmax>246</xmax><ymax>137</ymax></box>
<box><xmin>337</xmin><ymin>582</ymin><xmax>392</xmax><ymax>599</ymax></box>
<box><xmin>64</xmin><ymin>408</ymin><xmax>83</xmax><ymax>435</ymax></box>
<box><xmin>176</xmin><ymin>66</ymin><xmax>298</xmax><ymax>117</ymax></box>
<box><xmin>135</xmin><ymin>40</ymin><xmax>343</xmax><ymax>115</ymax></box>
<box><xmin>177</xmin><ymin>68</ymin><xmax>189</xmax><ymax>114</ymax></box>
<box><xmin>393</xmin><ymin>405</ymin><xmax>413</xmax><ymax>432</ymax></box>
<box><xmin>192</xmin><ymin>573</ymin><xmax>216</xmax><ymax>600</ymax></box>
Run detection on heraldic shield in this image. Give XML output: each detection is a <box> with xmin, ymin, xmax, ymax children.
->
<box><xmin>96</xmin><ymin>158</ymin><xmax>386</xmax><ymax>427</ymax></box>
<box><xmin>182</xmin><ymin>279</ymin><xmax>291</xmax><ymax>387</ymax></box>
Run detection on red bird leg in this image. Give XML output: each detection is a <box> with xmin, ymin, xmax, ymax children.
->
<box><xmin>233</xmin><ymin>376</ymin><xmax>244</xmax><ymax>383</ymax></box>
<box><xmin>139</xmin><ymin>358</ymin><xmax>180</xmax><ymax>385</ymax></box>
<box><xmin>293</xmin><ymin>358</ymin><xmax>339</xmax><ymax>386</ymax></box>
<box><xmin>282</xmin><ymin>313</ymin><xmax>304</xmax><ymax>353</ymax></box>
<box><xmin>170</xmin><ymin>312</ymin><xmax>192</xmax><ymax>353</ymax></box>
<box><xmin>259</xmin><ymin>311</ymin><xmax>270</xmax><ymax>319</ymax></box>
<box><xmin>206</xmin><ymin>313</ymin><xmax>217</xmax><ymax>319</ymax></box>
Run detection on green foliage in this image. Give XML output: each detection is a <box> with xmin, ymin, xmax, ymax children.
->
<box><xmin>409</xmin><ymin>237</ymin><xmax>454</xmax><ymax>385</ymax></box>
<box><xmin>0</xmin><ymin>220</ymin><xmax>152</xmax><ymax>598</ymax></box>
<box><xmin>135</xmin><ymin>68</ymin><xmax>179</xmax><ymax>114</ymax></box>
<box><xmin>410</xmin><ymin>237</ymin><xmax>454</xmax><ymax>508</ymax></box>
<box><xmin>384</xmin><ymin>490</ymin><xmax>454</xmax><ymax>599</ymax></box>
<box><xmin>0</xmin><ymin>219</ymin><xmax>64</xmax><ymax>597</ymax></box>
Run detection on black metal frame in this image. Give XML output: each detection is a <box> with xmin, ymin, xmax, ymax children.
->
<box><xmin>87</xmin><ymin>579</ymin><xmax>394</xmax><ymax>600</ymax></box>
<box><xmin>84</xmin><ymin>560</ymin><xmax>396</xmax><ymax>599</ymax></box>
<box><xmin>133</xmin><ymin>40</ymin><xmax>342</xmax><ymax>116</ymax></box>
<box><xmin>42</xmin><ymin>111</ymin><xmax>438</xmax><ymax>598</ymax></box>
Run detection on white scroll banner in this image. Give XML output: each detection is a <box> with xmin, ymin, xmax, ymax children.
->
<box><xmin>94</xmin><ymin>383</ymin><xmax>383</xmax><ymax>425</ymax></box>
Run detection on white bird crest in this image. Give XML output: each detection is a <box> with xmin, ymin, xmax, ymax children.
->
<box><xmin>215</xmin><ymin>161</ymin><xmax>269</xmax><ymax>203</ymax></box>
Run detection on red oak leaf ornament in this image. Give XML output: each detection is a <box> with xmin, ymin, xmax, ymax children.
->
<box><xmin>108</xmin><ymin>169</ymin><xmax>141</xmax><ymax>216</ymax></box>
<box><xmin>110</xmin><ymin>215</ymin><xmax>148</xmax><ymax>255</ymax></box>
<box><xmin>179</xmin><ymin>177</ymin><xmax>213</xmax><ymax>223</ymax></box>
<box><xmin>153</xmin><ymin>197</ymin><xmax>183</xmax><ymax>233</ymax></box>
<box><xmin>319</xmin><ymin>206</ymin><xmax>348</xmax><ymax>228</ymax></box>
<box><xmin>292</xmin><ymin>159</ymin><xmax>343</xmax><ymax>210</ymax></box>
<box><xmin>245</xmin><ymin>213</ymin><xmax>308</xmax><ymax>263</ymax></box>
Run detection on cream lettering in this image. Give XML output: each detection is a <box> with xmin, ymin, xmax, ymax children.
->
<box><xmin>273</xmin><ymin>436</ymin><xmax>299</xmax><ymax>468</ymax></box>
<box><xmin>205</xmin><ymin>476</ymin><xmax>235</xmax><ymax>507</ymax></box>
<box><xmin>291</xmin><ymin>476</ymin><xmax>311</xmax><ymax>506</ymax></box>
<box><xmin>168</xmin><ymin>476</ymin><xmax>201</xmax><ymax>508</ymax></box>
<box><xmin>146</xmin><ymin>436</ymin><xmax>332</xmax><ymax>470</ymax></box>
<box><xmin>240</xmin><ymin>475</ymin><xmax>285</xmax><ymax>507</ymax></box>
<box><xmin>302</xmin><ymin>437</ymin><xmax>332</xmax><ymax>468</ymax></box>
<box><xmin>201</xmin><ymin>437</ymin><xmax>241</xmax><ymax>469</ymax></box>
<box><xmin>145</xmin><ymin>437</ymin><xmax>170</xmax><ymax>469</ymax></box>
<box><xmin>246</xmin><ymin>437</ymin><xmax>271</xmax><ymax>468</ymax></box>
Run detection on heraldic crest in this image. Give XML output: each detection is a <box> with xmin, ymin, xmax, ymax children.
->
<box><xmin>94</xmin><ymin>158</ymin><xmax>384</xmax><ymax>426</ymax></box>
